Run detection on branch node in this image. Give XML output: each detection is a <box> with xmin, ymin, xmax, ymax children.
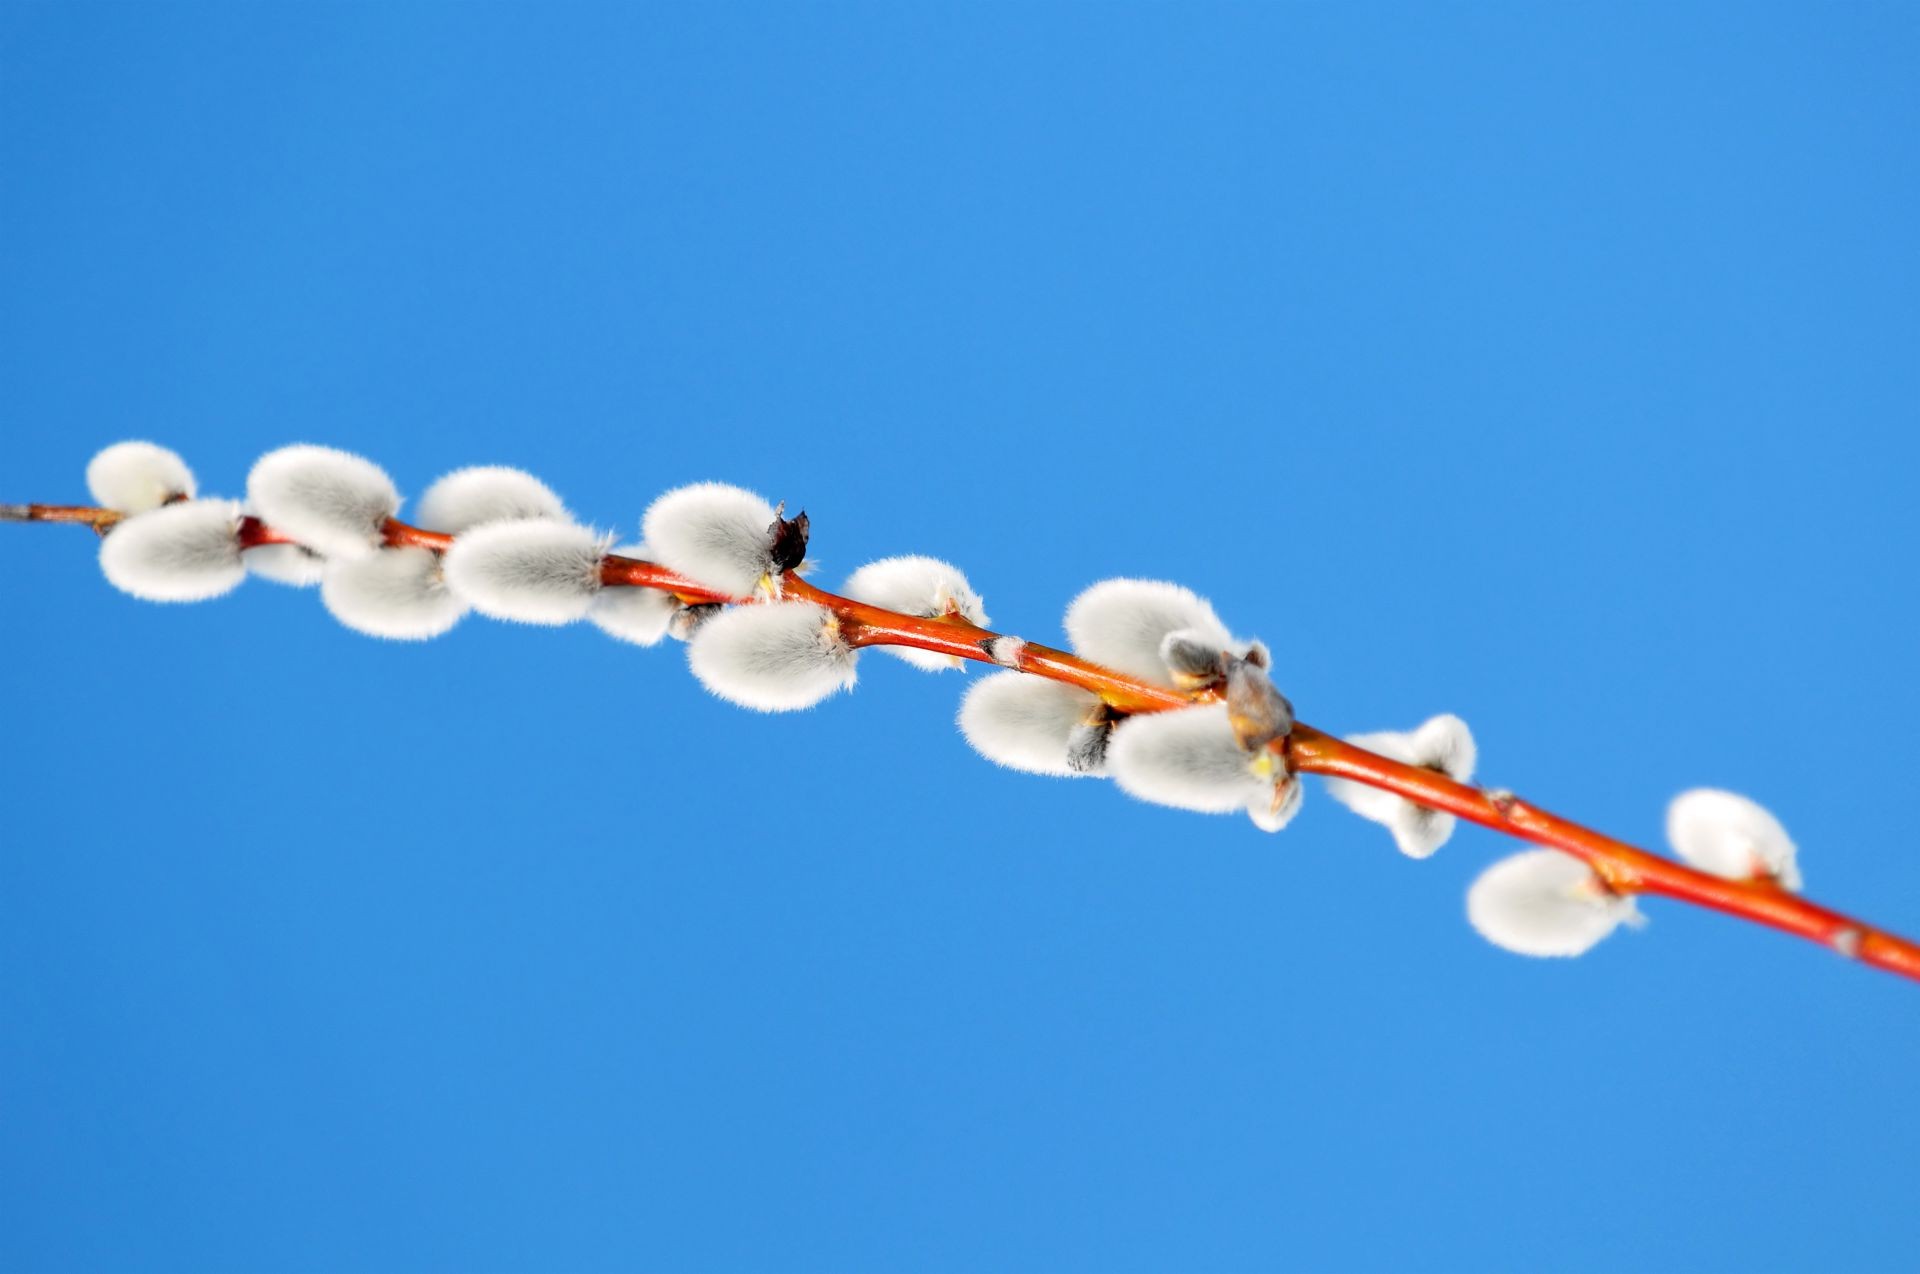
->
<box><xmin>981</xmin><ymin>635</ymin><xmax>1026</xmax><ymax>668</ymax></box>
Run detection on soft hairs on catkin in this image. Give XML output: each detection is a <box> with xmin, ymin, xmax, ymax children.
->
<box><xmin>441</xmin><ymin>519</ymin><xmax>608</xmax><ymax>625</ymax></box>
<box><xmin>321</xmin><ymin>547</ymin><xmax>467</xmax><ymax>640</ymax></box>
<box><xmin>958</xmin><ymin>673</ymin><xmax>1104</xmax><ymax>777</ymax></box>
<box><xmin>98</xmin><ymin>500</ymin><xmax>246</xmax><ymax>602</ymax></box>
<box><xmin>586</xmin><ymin>544</ymin><xmax>679</xmax><ymax>647</ymax></box>
<box><xmin>1666</xmin><ymin>789</ymin><xmax>1800</xmax><ymax>890</ymax></box>
<box><xmin>1323</xmin><ymin>714</ymin><xmax>1477</xmax><ymax>859</ymax></box>
<box><xmin>1106</xmin><ymin>703</ymin><xmax>1271</xmax><ymax>814</ymax></box>
<box><xmin>842</xmin><ymin>556</ymin><xmax>989</xmax><ymax>671</ymax></box>
<box><xmin>413</xmin><ymin>466</ymin><xmax>569</xmax><ymax>534</ymax></box>
<box><xmin>639</xmin><ymin>482</ymin><xmax>779</xmax><ymax>597</ymax></box>
<box><xmin>86</xmin><ymin>441</ymin><xmax>196</xmax><ymax>514</ymax></box>
<box><xmin>246</xmin><ymin>444</ymin><xmax>400</xmax><ymax>560</ymax></box>
<box><xmin>686</xmin><ymin>601</ymin><xmax>858</xmax><ymax>711</ymax></box>
<box><xmin>243</xmin><ymin>542</ymin><xmax>326</xmax><ymax>588</ymax></box>
<box><xmin>1466</xmin><ymin>851</ymin><xmax>1641</xmax><ymax>957</ymax></box>
<box><xmin>1064</xmin><ymin>579</ymin><xmax>1234</xmax><ymax>687</ymax></box>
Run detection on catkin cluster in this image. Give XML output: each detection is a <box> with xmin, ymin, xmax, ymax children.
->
<box><xmin>75</xmin><ymin>440</ymin><xmax>1809</xmax><ymax>963</ymax></box>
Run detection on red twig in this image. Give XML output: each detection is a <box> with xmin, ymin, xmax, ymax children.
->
<box><xmin>18</xmin><ymin>505</ymin><xmax>1920</xmax><ymax>984</ymax></box>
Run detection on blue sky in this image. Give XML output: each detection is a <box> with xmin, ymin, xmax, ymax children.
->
<box><xmin>3</xmin><ymin>4</ymin><xmax>1917</xmax><ymax>1270</ymax></box>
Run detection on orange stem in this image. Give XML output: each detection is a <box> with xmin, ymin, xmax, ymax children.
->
<box><xmin>1290</xmin><ymin>730</ymin><xmax>1920</xmax><ymax>982</ymax></box>
<box><xmin>4</xmin><ymin>504</ymin><xmax>125</xmax><ymax>533</ymax></box>
<box><xmin>20</xmin><ymin>506</ymin><xmax>1920</xmax><ymax>984</ymax></box>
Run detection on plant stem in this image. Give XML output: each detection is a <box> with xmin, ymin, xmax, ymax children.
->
<box><xmin>22</xmin><ymin>507</ymin><xmax>1920</xmax><ymax>984</ymax></box>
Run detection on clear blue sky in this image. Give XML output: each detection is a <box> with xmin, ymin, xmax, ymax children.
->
<box><xmin>3</xmin><ymin>4</ymin><xmax>1917</xmax><ymax>1271</ymax></box>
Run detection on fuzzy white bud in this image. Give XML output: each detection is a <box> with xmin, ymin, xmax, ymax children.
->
<box><xmin>1667</xmin><ymin>789</ymin><xmax>1801</xmax><ymax>891</ymax></box>
<box><xmin>246</xmin><ymin>445</ymin><xmax>399</xmax><ymax>560</ymax></box>
<box><xmin>98</xmin><ymin>499</ymin><xmax>246</xmax><ymax>602</ymax></box>
<box><xmin>243</xmin><ymin>542</ymin><xmax>326</xmax><ymax>588</ymax></box>
<box><xmin>413</xmin><ymin>466</ymin><xmax>568</xmax><ymax>534</ymax></box>
<box><xmin>1248</xmin><ymin>777</ymin><xmax>1304</xmax><ymax>833</ymax></box>
<box><xmin>841</xmin><ymin>556</ymin><xmax>990</xmax><ymax>671</ymax></box>
<box><xmin>686</xmin><ymin>600</ymin><xmax>858</xmax><ymax>711</ymax></box>
<box><xmin>957</xmin><ymin>672</ymin><xmax>1105</xmax><ymax>777</ymax></box>
<box><xmin>1323</xmin><ymin>714</ymin><xmax>1477</xmax><ymax>859</ymax></box>
<box><xmin>86</xmin><ymin>441</ymin><xmax>196</xmax><ymax>513</ymax></box>
<box><xmin>1064</xmin><ymin>579</ymin><xmax>1238</xmax><ymax>687</ymax></box>
<box><xmin>441</xmin><ymin>519</ymin><xmax>608</xmax><ymax>626</ymax></box>
<box><xmin>1107</xmin><ymin>703</ymin><xmax>1288</xmax><ymax>816</ymax></box>
<box><xmin>588</xmin><ymin>542</ymin><xmax>679</xmax><ymax>647</ymax></box>
<box><xmin>1466</xmin><ymin>850</ymin><xmax>1642</xmax><ymax>958</ymax></box>
<box><xmin>640</xmin><ymin>482</ymin><xmax>779</xmax><ymax>597</ymax></box>
<box><xmin>321</xmin><ymin>547</ymin><xmax>466</xmax><ymax>640</ymax></box>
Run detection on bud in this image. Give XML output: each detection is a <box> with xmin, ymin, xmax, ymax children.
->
<box><xmin>1159</xmin><ymin>627</ymin><xmax>1228</xmax><ymax>689</ymax></box>
<box><xmin>1323</xmin><ymin>714</ymin><xmax>1476</xmax><ymax>859</ymax></box>
<box><xmin>1064</xmin><ymin>579</ymin><xmax>1235</xmax><ymax>686</ymax></box>
<box><xmin>321</xmin><ymin>547</ymin><xmax>466</xmax><ymax>640</ymax></box>
<box><xmin>1466</xmin><ymin>850</ymin><xmax>1642</xmax><ymax>957</ymax></box>
<box><xmin>86</xmin><ymin>441</ymin><xmax>196</xmax><ymax>513</ymax></box>
<box><xmin>640</xmin><ymin>482</ymin><xmax>782</xmax><ymax>597</ymax></box>
<box><xmin>243</xmin><ymin>542</ymin><xmax>325</xmax><ymax>588</ymax></box>
<box><xmin>1106</xmin><ymin>704</ymin><xmax>1289</xmax><ymax>817</ymax></box>
<box><xmin>414</xmin><ymin>466</ymin><xmax>568</xmax><ymax>533</ymax></box>
<box><xmin>1223</xmin><ymin>656</ymin><xmax>1293</xmax><ymax>751</ymax></box>
<box><xmin>246</xmin><ymin>445</ymin><xmax>399</xmax><ymax>560</ymax></box>
<box><xmin>1247</xmin><ymin>775</ymin><xmax>1304</xmax><ymax>833</ymax></box>
<box><xmin>441</xmin><ymin>519</ymin><xmax>608</xmax><ymax>625</ymax></box>
<box><xmin>1666</xmin><ymin>789</ymin><xmax>1801</xmax><ymax>891</ymax></box>
<box><xmin>957</xmin><ymin>671</ymin><xmax>1104</xmax><ymax>777</ymax></box>
<box><xmin>767</xmin><ymin>506</ymin><xmax>810</xmax><ymax>576</ymax></box>
<box><xmin>588</xmin><ymin>543</ymin><xmax>679</xmax><ymax>648</ymax></box>
<box><xmin>1065</xmin><ymin>708</ymin><xmax>1117</xmax><ymax>775</ymax></box>
<box><xmin>842</xmin><ymin>556</ymin><xmax>990</xmax><ymax>671</ymax></box>
<box><xmin>97</xmin><ymin>500</ymin><xmax>246</xmax><ymax>602</ymax></box>
<box><xmin>686</xmin><ymin>601</ymin><xmax>859</xmax><ymax>711</ymax></box>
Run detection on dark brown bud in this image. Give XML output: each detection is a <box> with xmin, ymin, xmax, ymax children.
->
<box><xmin>1224</xmin><ymin>656</ymin><xmax>1294</xmax><ymax>752</ymax></box>
<box><xmin>767</xmin><ymin>508</ymin><xmax>810</xmax><ymax>575</ymax></box>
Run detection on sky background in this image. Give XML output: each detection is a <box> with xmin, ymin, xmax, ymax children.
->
<box><xmin>3</xmin><ymin>4</ymin><xmax>1917</xmax><ymax>1271</ymax></box>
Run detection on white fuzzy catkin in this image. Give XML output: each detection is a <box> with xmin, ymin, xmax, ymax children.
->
<box><xmin>1667</xmin><ymin>788</ymin><xmax>1801</xmax><ymax>890</ymax></box>
<box><xmin>1064</xmin><ymin>579</ymin><xmax>1234</xmax><ymax>687</ymax></box>
<box><xmin>957</xmin><ymin>672</ymin><xmax>1104</xmax><ymax>777</ymax></box>
<box><xmin>86</xmin><ymin>441</ymin><xmax>196</xmax><ymax>513</ymax></box>
<box><xmin>640</xmin><ymin>482</ymin><xmax>779</xmax><ymax>597</ymax></box>
<box><xmin>442</xmin><ymin>519</ymin><xmax>608</xmax><ymax>625</ymax></box>
<box><xmin>1323</xmin><ymin>714</ymin><xmax>1477</xmax><ymax>859</ymax></box>
<box><xmin>98</xmin><ymin>499</ymin><xmax>246</xmax><ymax>602</ymax></box>
<box><xmin>243</xmin><ymin>542</ymin><xmax>326</xmax><ymax>588</ymax></box>
<box><xmin>321</xmin><ymin>547</ymin><xmax>466</xmax><ymax>640</ymax></box>
<box><xmin>247</xmin><ymin>444</ymin><xmax>399</xmax><ymax>560</ymax></box>
<box><xmin>686</xmin><ymin>601</ymin><xmax>858</xmax><ymax>711</ymax></box>
<box><xmin>1107</xmin><ymin>703</ymin><xmax>1279</xmax><ymax>815</ymax></box>
<box><xmin>842</xmin><ymin>556</ymin><xmax>990</xmax><ymax>671</ymax></box>
<box><xmin>588</xmin><ymin>542</ymin><xmax>678</xmax><ymax>647</ymax></box>
<box><xmin>413</xmin><ymin>466</ymin><xmax>568</xmax><ymax>534</ymax></box>
<box><xmin>1466</xmin><ymin>850</ymin><xmax>1642</xmax><ymax>958</ymax></box>
<box><xmin>1248</xmin><ymin>778</ymin><xmax>1305</xmax><ymax>833</ymax></box>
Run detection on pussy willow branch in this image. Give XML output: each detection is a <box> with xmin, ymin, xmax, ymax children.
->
<box><xmin>16</xmin><ymin>503</ymin><xmax>1920</xmax><ymax>985</ymax></box>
